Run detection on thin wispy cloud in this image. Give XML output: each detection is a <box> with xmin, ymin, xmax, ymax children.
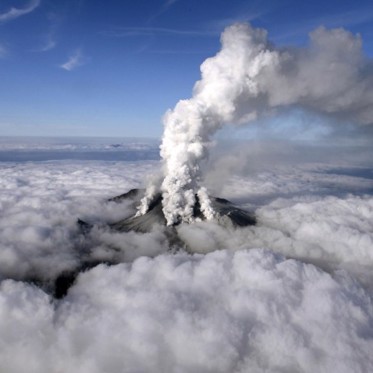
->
<box><xmin>37</xmin><ymin>28</ymin><xmax>57</xmax><ymax>52</ymax></box>
<box><xmin>103</xmin><ymin>26</ymin><xmax>217</xmax><ymax>38</ymax></box>
<box><xmin>0</xmin><ymin>0</ymin><xmax>41</xmax><ymax>23</ymax></box>
<box><xmin>59</xmin><ymin>49</ymin><xmax>87</xmax><ymax>71</ymax></box>
<box><xmin>148</xmin><ymin>0</ymin><xmax>179</xmax><ymax>23</ymax></box>
<box><xmin>318</xmin><ymin>7</ymin><xmax>373</xmax><ymax>28</ymax></box>
<box><xmin>40</xmin><ymin>36</ymin><xmax>56</xmax><ymax>52</ymax></box>
<box><xmin>37</xmin><ymin>12</ymin><xmax>62</xmax><ymax>52</ymax></box>
<box><xmin>0</xmin><ymin>44</ymin><xmax>7</xmax><ymax>58</ymax></box>
<box><xmin>273</xmin><ymin>7</ymin><xmax>373</xmax><ymax>43</ymax></box>
<box><xmin>30</xmin><ymin>28</ymin><xmax>57</xmax><ymax>53</ymax></box>
<box><xmin>145</xmin><ymin>48</ymin><xmax>216</xmax><ymax>55</ymax></box>
<box><xmin>160</xmin><ymin>0</ymin><xmax>179</xmax><ymax>14</ymax></box>
<box><xmin>164</xmin><ymin>0</ymin><xmax>178</xmax><ymax>8</ymax></box>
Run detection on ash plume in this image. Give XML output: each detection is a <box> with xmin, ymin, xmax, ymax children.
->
<box><xmin>139</xmin><ymin>22</ymin><xmax>373</xmax><ymax>225</ymax></box>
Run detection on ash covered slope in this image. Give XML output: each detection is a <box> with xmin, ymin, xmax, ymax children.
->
<box><xmin>108</xmin><ymin>188</ymin><xmax>256</xmax><ymax>233</ymax></box>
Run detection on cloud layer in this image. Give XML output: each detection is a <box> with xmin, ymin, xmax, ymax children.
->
<box><xmin>0</xmin><ymin>139</ymin><xmax>372</xmax><ymax>372</ymax></box>
<box><xmin>0</xmin><ymin>141</ymin><xmax>372</xmax><ymax>284</ymax></box>
<box><xmin>1</xmin><ymin>249</ymin><xmax>372</xmax><ymax>373</ymax></box>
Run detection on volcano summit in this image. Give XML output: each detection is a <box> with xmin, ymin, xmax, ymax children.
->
<box><xmin>79</xmin><ymin>188</ymin><xmax>256</xmax><ymax>236</ymax></box>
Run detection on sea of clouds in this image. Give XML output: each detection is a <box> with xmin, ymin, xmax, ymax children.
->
<box><xmin>0</xmin><ymin>137</ymin><xmax>372</xmax><ymax>372</ymax></box>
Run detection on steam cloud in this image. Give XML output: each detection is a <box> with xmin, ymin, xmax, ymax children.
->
<box><xmin>140</xmin><ymin>23</ymin><xmax>373</xmax><ymax>225</ymax></box>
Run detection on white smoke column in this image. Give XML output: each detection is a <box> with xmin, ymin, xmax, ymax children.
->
<box><xmin>158</xmin><ymin>23</ymin><xmax>278</xmax><ymax>225</ymax></box>
<box><xmin>141</xmin><ymin>23</ymin><xmax>373</xmax><ymax>225</ymax></box>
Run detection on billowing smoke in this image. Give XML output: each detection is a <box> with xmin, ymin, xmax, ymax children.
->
<box><xmin>140</xmin><ymin>23</ymin><xmax>373</xmax><ymax>225</ymax></box>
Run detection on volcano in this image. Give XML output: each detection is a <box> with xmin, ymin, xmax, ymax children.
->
<box><xmin>104</xmin><ymin>188</ymin><xmax>256</xmax><ymax>232</ymax></box>
<box><xmin>49</xmin><ymin>189</ymin><xmax>255</xmax><ymax>300</ymax></box>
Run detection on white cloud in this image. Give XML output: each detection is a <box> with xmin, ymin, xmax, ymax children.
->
<box><xmin>0</xmin><ymin>140</ymin><xmax>372</xmax><ymax>284</ymax></box>
<box><xmin>0</xmin><ymin>0</ymin><xmax>41</xmax><ymax>23</ymax></box>
<box><xmin>0</xmin><ymin>249</ymin><xmax>373</xmax><ymax>372</ymax></box>
<box><xmin>0</xmin><ymin>139</ymin><xmax>372</xmax><ymax>371</ymax></box>
<box><xmin>59</xmin><ymin>49</ymin><xmax>87</xmax><ymax>71</ymax></box>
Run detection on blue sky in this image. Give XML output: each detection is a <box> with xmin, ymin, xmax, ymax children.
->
<box><xmin>1</xmin><ymin>0</ymin><xmax>373</xmax><ymax>138</ymax></box>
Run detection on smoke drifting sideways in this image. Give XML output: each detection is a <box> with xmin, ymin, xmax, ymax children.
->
<box><xmin>139</xmin><ymin>23</ymin><xmax>373</xmax><ymax>225</ymax></box>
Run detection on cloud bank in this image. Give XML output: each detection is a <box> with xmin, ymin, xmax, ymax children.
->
<box><xmin>0</xmin><ymin>138</ymin><xmax>372</xmax><ymax>371</ymax></box>
<box><xmin>1</xmin><ymin>249</ymin><xmax>373</xmax><ymax>373</ymax></box>
<box><xmin>0</xmin><ymin>142</ymin><xmax>371</xmax><ymax>285</ymax></box>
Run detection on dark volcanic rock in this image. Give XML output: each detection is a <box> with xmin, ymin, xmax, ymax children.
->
<box><xmin>107</xmin><ymin>188</ymin><xmax>142</xmax><ymax>203</ymax></box>
<box><xmin>54</xmin><ymin>270</ymin><xmax>78</xmax><ymax>299</ymax></box>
